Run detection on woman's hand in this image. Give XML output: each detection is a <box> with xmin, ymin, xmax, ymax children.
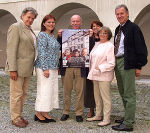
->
<box><xmin>58</xmin><ymin>29</ymin><xmax>63</xmax><ymax>37</ymax></box>
<box><xmin>89</xmin><ymin>29</ymin><xmax>93</xmax><ymax>37</ymax></box>
<box><xmin>44</xmin><ymin>70</ymin><xmax>50</xmax><ymax>78</ymax></box>
<box><xmin>92</xmin><ymin>69</ymin><xmax>100</xmax><ymax>76</ymax></box>
<box><xmin>95</xmin><ymin>66</ymin><xmax>100</xmax><ymax>71</ymax></box>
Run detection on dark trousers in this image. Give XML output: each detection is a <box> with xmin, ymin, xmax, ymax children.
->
<box><xmin>84</xmin><ymin>79</ymin><xmax>95</xmax><ymax>108</ymax></box>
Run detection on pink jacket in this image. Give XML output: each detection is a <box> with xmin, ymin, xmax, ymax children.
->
<box><xmin>87</xmin><ymin>41</ymin><xmax>115</xmax><ymax>81</ymax></box>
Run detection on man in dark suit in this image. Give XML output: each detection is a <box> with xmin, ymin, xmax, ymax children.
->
<box><xmin>112</xmin><ymin>4</ymin><xmax>148</xmax><ymax>132</ymax></box>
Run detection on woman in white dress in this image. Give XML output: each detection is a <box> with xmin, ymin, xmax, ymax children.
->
<box><xmin>34</xmin><ymin>14</ymin><xmax>60</xmax><ymax>123</ymax></box>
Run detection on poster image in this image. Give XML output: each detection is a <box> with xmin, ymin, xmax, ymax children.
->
<box><xmin>62</xmin><ymin>29</ymin><xmax>89</xmax><ymax>68</ymax></box>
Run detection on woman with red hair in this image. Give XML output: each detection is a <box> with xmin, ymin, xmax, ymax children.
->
<box><xmin>34</xmin><ymin>14</ymin><xmax>60</xmax><ymax>123</ymax></box>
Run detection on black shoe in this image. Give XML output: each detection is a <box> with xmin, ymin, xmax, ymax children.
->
<box><xmin>76</xmin><ymin>116</ymin><xmax>83</xmax><ymax>122</ymax></box>
<box><xmin>115</xmin><ymin>118</ymin><xmax>124</xmax><ymax>123</ymax></box>
<box><xmin>44</xmin><ymin>117</ymin><xmax>56</xmax><ymax>122</ymax></box>
<box><xmin>34</xmin><ymin>115</ymin><xmax>49</xmax><ymax>123</ymax></box>
<box><xmin>112</xmin><ymin>123</ymin><xmax>133</xmax><ymax>132</ymax></box>
<box><xmin>60</xmin><ymin>114</ymin><xmax>69</xmax><ymax>121</ymax></box>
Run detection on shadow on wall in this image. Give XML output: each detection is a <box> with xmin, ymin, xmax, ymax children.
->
<box><xmin>50</xmin><ymin>3</ymin><xmax>100</xmax><ymax>36</ymax></box>
<box><xmin>134</xmin><ymin>4</ymin><xmax>150</xmax><ymax>76</ymax></box>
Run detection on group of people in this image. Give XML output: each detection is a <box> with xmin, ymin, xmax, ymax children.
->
<box><xmin>62</xmin><ymin>48</ymin><xmax>89</xmax><ymax>68</ymax></box>
<box><xmin>6</xmin><ymin>4</ymin><xmax>148</xmax><ymax>132</ymax></box>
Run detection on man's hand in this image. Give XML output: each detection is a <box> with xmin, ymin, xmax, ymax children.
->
<box><xmin>10</xmin><ymin>71</ymin><xmax>18</xmax><ymax>80</ymax></box>
<box><xmin>44</xmin><ymin>70</ymin><xmax>50</xmax><ymax>78</ymax></box>
<box><xmin>89</xmin><ymin>29</ymin><xmax>93</xmax><ymax>37</ymax></box>
<box><xmin>136</xmin><ymin>69</ymin><xmax>141</xmax><ymax>77</ymax></box>
<box><xmin>58</xmin><ymin>29</ymin><xmax>63</xmax><ymax>37</ymax></box>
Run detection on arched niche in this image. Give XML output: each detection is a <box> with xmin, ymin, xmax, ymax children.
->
<box><xmin>0</xmin><ymin>9</ymin><xmax>17</xmax><ymax>68</ymax></box>
<box><xmin>50</xmin><ymin>2</ymin><xmax>100</xmax><ymax>35</ymax></box>
<box><xmin>134</xmin><ymin>5</ymin><xmax>150</xmax><ymax>76</ymax></box>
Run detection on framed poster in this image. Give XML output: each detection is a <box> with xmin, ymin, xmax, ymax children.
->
<box><xmin>62</xmin><ymin>29</ymin><xmax>89</xmax><ymax>67</ymax></box>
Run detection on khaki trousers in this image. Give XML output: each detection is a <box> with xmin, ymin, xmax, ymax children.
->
<box><xmin>93</xmin><ymin>80</ymin><xmax>111</xmax><ymax>121</ymax></box>
<box><xmin>63</xmin><ymin>68</ymin><xmax>85</xmax><ymax>116</ymax></box>
<box><xmin>10</xmin><ymin>77</ymin><xmax>30</xmax><ymax>122</ymax></box>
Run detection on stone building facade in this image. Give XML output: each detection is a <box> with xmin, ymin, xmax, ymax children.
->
<box><xmin>0</xmin><ymin>0</ymin><xmax>150</xmax><ymax>75</ymax></box>
<box><xmin>63</xmin><ymin>30</ymin><xmax>89</xmax><ymax>54</ymax></box>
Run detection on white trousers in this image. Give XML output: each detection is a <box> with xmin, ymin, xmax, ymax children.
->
<box><xmin>35</xmin><ymin>68</ymin><xmax>59</xmax><ymax>112</ymax></box>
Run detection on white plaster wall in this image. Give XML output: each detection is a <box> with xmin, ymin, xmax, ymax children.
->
<box><xmin>0</xmin><ymin>0</ymin><xmax>149</xmax><ymax>33</ymax></box>
<box><xmin>0</xmin><ymin>0</ymin><xmax>28</xmax><ymax>3</ymax></box>
<box><xmin>0</xmin><ymin>0</ymin><xmax>150</xmax><ymax>74</ymax></box>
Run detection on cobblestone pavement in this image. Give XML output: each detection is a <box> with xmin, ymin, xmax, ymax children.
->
<box><xmin>0</xmin><ymin>75</ymin><xmax>150</xmax><ymax>133</ymax></box>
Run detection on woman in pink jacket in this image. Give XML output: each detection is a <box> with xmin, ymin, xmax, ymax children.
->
<box><xmin>87</xmin><ymin>26</ymin><xmax>115</xmax><ymax>126</ymax></box>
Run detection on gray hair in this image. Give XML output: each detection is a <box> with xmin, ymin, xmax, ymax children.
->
<box><xmin>115</xmin><ymin>4</ymin><xmax>129</xmax><ymax>13</ymax></box>
<box><xmin>97</xmin><ymin>26</ymin><xmax>112</xmax><ymax>40</ymax></box>
<box><xmin>21</xmin><ymin>7</ymin><xmax>38</xmax><ymax>19</ymax></box>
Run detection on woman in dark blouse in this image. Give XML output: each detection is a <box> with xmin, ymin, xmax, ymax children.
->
<box><xmin>85</xmin><ymin>21</ymin><xmax>103</xmax><ymax>118</ymax></box>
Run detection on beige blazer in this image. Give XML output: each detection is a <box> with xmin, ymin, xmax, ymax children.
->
<box><xmin>6</xmin><ymin>21</ymin><xmax>36</xmax><ymax>77</ymax></box>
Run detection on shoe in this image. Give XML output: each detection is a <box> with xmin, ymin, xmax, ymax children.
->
<box><xmin>112</xmin><ymin>123</ymin><xmax>133</xmax><ymax>132</ymax></box>
<box><xmin>12</xmin><ymin>120</ymin><xmax>26</xmax><ymax>128</ymax></box>
<box><xmin>76</xmin><ymin>116</ymin><xmax>83</xmax><ymax>122</ymax></box>
<box><xmin>60</xmin><ymin>114</ymin><xmax>69</xmax><ymax>121</ymax></box>
<box><xmin>44</xmin><ymin>117</ymin><xmax>56</xmax><ymax>122</ymax></box>
<box><xmin>87</xmin><ymin>110</ymin><xmax>95</xmax><ymax>118</ymax></box>
<box><xmin>98</xmin><ymin>120</ymin><xmax>110</xmax><ymax>126</ymax></box>
<box><xmin>86</xmin><ymin>116</ymin><xmax>102</xmax><ymax>122</ymax></box>
<box><xmin>21</xmin><ymin>117</ymin><xmax>29</xmax><ymax>125</ymax></box>
<box><xmin>115</xmin><ymin>118</ymin><xmax>124</xmax><ymax>123</ymax></box>
<box><xmin>34</xmin><ymin>115</ymin><xmax>49</xmax><ymax>123</ymax></box>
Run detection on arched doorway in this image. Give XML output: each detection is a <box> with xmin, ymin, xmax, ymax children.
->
<box><xmin>50</xmin><ymin>3</ymin><xmax>100</xmax><ymax>34</ymax></box>
<box><xmin>134</xmin><ymin>5</ymin><xmax>150</xmax><ymax>76</ymax></box>
<box><xmin>0</xmin><ymin>9</ymin><xmax>17</xmax><ymax>68</ymax></box>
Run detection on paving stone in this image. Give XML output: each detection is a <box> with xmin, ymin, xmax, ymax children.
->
<box><xmin>0</xmin><ymin>74</ymin><xmax>150</xmax><ymax>133</ymax></box>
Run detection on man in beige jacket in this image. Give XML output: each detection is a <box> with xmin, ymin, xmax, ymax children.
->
<box><xmin>6</xmin><ymin>7</ymin><xmax>38</xmax><ymax>128</ymax></box>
